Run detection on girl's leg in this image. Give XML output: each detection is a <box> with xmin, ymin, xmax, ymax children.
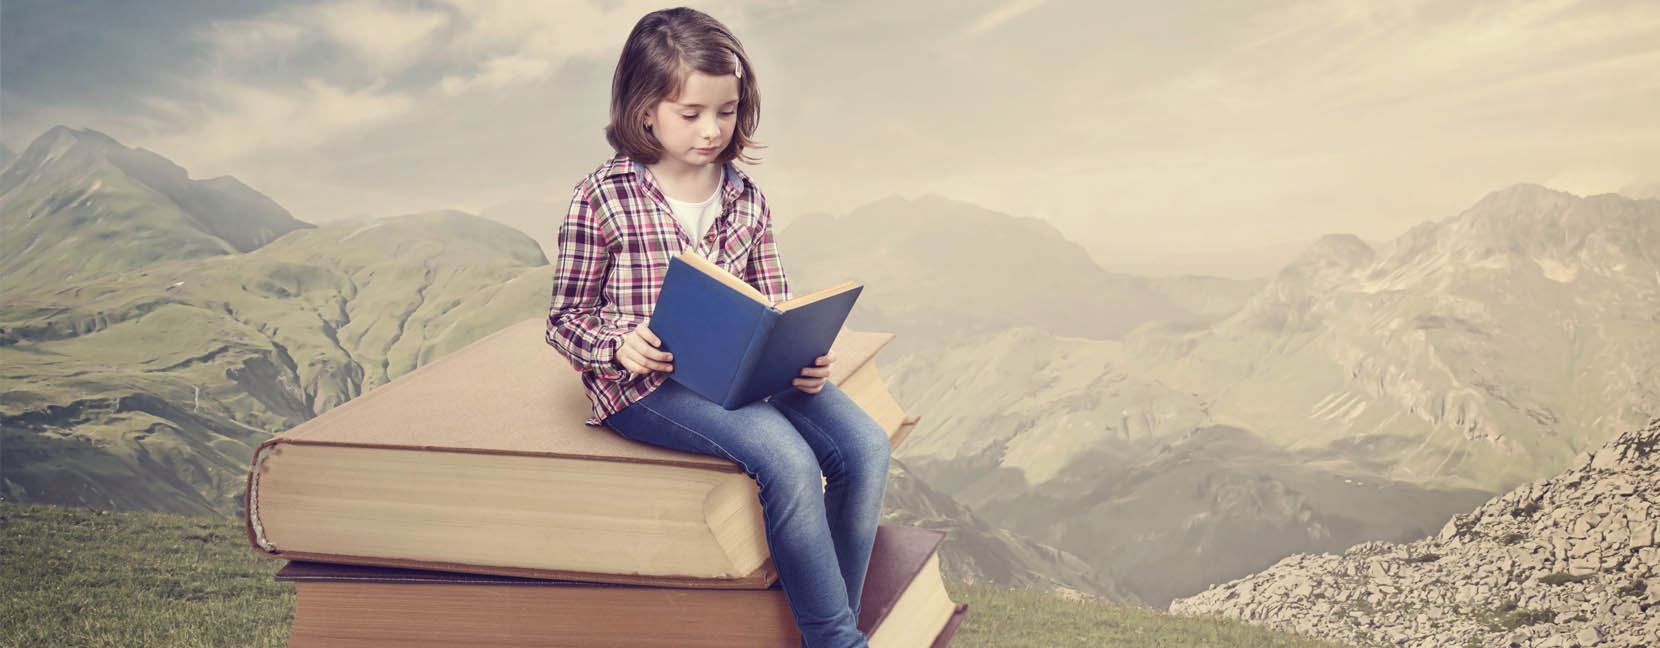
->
<box><xmin>768</xmin><ymin>382</ymin><xmax>891</xmax><ymax>621</ymax></box>
<box><xmin>604</xmin><ymin>380</ymin><xmax>869</xmax><ymax>648</ymax></box>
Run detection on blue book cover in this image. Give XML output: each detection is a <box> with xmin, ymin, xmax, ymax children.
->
<box><xmin>650</xmin><ymin>253</ymin><xmax>862</xmax><ymax>409</ymax></box>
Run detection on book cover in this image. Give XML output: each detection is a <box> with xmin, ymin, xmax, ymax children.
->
<box><xmin>651</xmin><ymin>252</ymin><xmax>862</xmax><ymax>409</ymax></box>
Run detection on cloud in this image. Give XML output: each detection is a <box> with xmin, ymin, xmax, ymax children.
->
<box><xmin>195</xmin><ymin>17</ymin><xmax>310</xmax><ymax>68</ymax></box>
<box><xmin>137</xmin><ymin>77</ymin><xmax>416</xmax><ymax>165</ymax></box>
<box><xmin>311</xmin><ymin>1</ymin><xmax>451</xmax><ymax>73</ymax></box>
<box><xmin>959</xmin><ymin>0</ymin><xmax>1048</xmax><ymax>39</ymax></box>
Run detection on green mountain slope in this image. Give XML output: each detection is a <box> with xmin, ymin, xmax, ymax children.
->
<box><xmin>1</xmin><ymin>206</ymin><xmax>553</xmax><ymax>516</ymax></box>
<box><xmin>0</xmin><ymin>127</ymin><xmax>311</xmax><ymax>293</ymax></box>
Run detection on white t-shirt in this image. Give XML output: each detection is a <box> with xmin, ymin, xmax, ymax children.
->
<box><xmin>663</xmin><ymin>186</ymin><xmax>721</xmax><ymax>253</ymax></box>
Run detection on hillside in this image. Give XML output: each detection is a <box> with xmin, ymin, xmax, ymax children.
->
<box><xmin>868</xmin><ymin>185</ymin><xmax>1657</xmax><ymax>606</ymax></box>
<box><xmin>0</xmin><ymin>501</ymin><xmax>1360</xmax><ymax>648</ymax></box>
<box><xmin>777</xmin><ymin>193</ymin><xmax>1208</xmax><ymax>359</ymax></box>
<box><xmin>885</xmin><ymin>457</ymin><xmax>1137</xmax><ymax>603</ymax></box>
<box><xmin>0</xmin><ymin>128</ymin><xmax>1127</xmax><ymax>596</ymax></box>
<box><xmin>884</xmin><ymin>326</ymin><xmax>1492</xmax><ymax>607</ymax></box>
<box><xmin>1129</xmin><ymin>185</ymin><xmax>1660</xmax><ymax>492</ymax></box>
<box><xmin>0</xmin><ymin>132</ymin><xmax>557</xmax><ymax>517</ymax></box>
<box><xmin>1171</xmin><ymin>417</ymin><xmax>1660</xmax><ymax>648</ymax></box>
<box><xmin>0</xmin><ymin>126</ymin><xmax>311</xmax><ymax>293</ymax></box>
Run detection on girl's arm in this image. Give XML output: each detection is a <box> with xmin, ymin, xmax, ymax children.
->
<box><xmin>545</xmin><ymin>186</ymin><xmax>630</xmax><ymax>380</ymax></box>
<box><xmin>743</xmin><ymin>198</ymin><xmax>792</xmax><ymax>304</ymax></box>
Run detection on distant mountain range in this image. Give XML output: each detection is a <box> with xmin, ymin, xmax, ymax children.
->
<box><xmin>5</xmin><ymin>125</ymin><xmax>1652</xmax><ymax>610</ymax></box>
<box><xmin>783</xmin><ymin>182</ymin><xmax>1659</xmax><ymax>606</ymax></box>
<box><xmin>777</xmin><ymin>194</ymin><xmax>1215</xmax><ymax>360</ymax></box>
<box><xmin>0</xmin><ymin>126</ymin><xmax>1113</xmax><ymax>599</ymax></box>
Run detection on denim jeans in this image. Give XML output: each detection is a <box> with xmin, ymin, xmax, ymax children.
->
<box><xmin>603</xmin><ymin>379</ymin><xmax>891</xmax><ymax>648</ymax></box>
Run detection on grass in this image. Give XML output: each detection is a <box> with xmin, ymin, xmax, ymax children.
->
<box><xmin>1472</xmin><ymin>600</ymin><xmax>1554</xmax><ymax>631</ymax></box>
<box><xmin>1</xmin><ymin>500</ymin><xmax>1360</xmax><ymax>647</ymax></box>
<box><xmin>943</xmin><ymin>582</ymin><xmax>1360</xmax><ymax>647</ymax></box>
<box><xmin>0</xmin><ymin>501</ymin><xmax>292</xmax><ymax>647</ymax></box>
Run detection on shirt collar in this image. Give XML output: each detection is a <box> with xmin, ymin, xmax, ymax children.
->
<box><xmin>604</xmin><ymin>154</ymin><xmax>750</xmax><ymax>202</ymax></box>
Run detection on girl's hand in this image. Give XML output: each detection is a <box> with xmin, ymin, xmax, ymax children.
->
<box><xmin>793</xmin><ymin>352</ymin><xmax>835</xmax><ymax>394</ymax></box>
<box><xmin>617</xmin><ymin>323</ymin><xmax>673</xmax><ymax>375</ymax></box>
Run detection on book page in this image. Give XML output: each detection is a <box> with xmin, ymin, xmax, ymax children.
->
<box><xmin>677</xmin><ymin>252</ymin><xmax>770</xmax><ymax>305</ymax></box>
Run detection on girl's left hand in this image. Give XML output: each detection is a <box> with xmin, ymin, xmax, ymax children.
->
<box><xmin>793</xmin><ymin>352</ymin><xmax>835</xmax><ymax>394</ymax></box>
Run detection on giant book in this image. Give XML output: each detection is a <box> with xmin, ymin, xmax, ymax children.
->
<box><xmin>244</xmin><ymin>317</ymin><xmax>917</xmax><ymax>588</ymax></box>
<box><xmin>278</xmin><ymin>525</ymin><xmax>967</xmax><ymax>648</ymax></box>
<box><xmin>651</xmin><ymin>251</ymin><xmax>862</xmax><ymax>409</ymax></box>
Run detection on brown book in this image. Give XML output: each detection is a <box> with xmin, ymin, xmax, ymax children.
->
<box><xmin>278</xmin><ymin>525</ymin><xmax>967</xmax><ymax>648</ymax></box>
<box><xmin>245</xmin><ymin>317</ymin><xmax>919</xmax><ymax>589</ymax></box>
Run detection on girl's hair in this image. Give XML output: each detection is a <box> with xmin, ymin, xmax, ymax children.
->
<box><xmin>604</xmin><ymin>7</ymin><xmax>764</xmax><ymax>166</ymax></box>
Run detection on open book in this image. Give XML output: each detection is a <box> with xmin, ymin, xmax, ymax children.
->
<box><xmin>650</xmin><ymin>251</ymin><xmax>862</xmax><ymax>409</ymax></box>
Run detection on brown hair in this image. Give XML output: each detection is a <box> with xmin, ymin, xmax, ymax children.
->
<box><xmin>604</xmin><ymin>7</ymin><xmax>764</xmax><ymax>166</ymax></box>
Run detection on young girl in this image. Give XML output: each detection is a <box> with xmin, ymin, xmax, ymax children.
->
<box><xmin>544</xmin><ymin>8</ymin><xmax>889</xmax><ymax>648</ymax></box>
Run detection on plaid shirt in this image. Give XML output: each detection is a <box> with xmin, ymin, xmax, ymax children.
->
<box><xmin>546</xmin><ymin>154</ymin><xmax>792</xmax><ymax>425</ymax></box>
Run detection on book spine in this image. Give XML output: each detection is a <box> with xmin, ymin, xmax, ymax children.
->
<box><xmin>722</xmin><ymin>309</ymin><xmax>781</xmax><ymax>409</ymax></box>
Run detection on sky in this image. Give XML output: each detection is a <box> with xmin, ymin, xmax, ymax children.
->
<box><xmin>3</xmin><ymin>0</ymin><xmax>1658</xmax><ymax>277</ymax></box>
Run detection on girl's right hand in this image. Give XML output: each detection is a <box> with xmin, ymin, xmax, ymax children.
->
<box><xmin>617</xmin><ymin>323</ymin><xmax>673</xmax><ymax>375</ymax></box>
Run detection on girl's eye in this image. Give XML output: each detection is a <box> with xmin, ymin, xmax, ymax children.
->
<box><xmin>681</xmin><ymin>114</ymin><xmax>698</xmax><ymax>120</ymax></box>
<box><xmin>719</xmin><ymin>111</ymin><xmax>736</xmax><ymax>117</ymax></box>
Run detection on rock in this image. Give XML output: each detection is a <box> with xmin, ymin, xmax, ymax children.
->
<box><xmin>1168</xmin><ymin>418</ymin><xmax>1660</xmax><ymax>648</ymax></box>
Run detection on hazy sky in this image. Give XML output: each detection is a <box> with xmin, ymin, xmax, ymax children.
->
<box><xmin>3</xmin><ymin>0</ymin><xmax>1657</xmax><ymax>277</ymax></box>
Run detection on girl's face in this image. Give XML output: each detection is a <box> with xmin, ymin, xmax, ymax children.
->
<box><xmin>644</xmin><ymin>71</ymin><xmax>740</xmax><ymax>173</ymax></box>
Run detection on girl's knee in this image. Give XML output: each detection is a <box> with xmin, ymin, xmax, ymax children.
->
<box><xmin>753</xmin><ymin>440</ymin><xmax>821</xmax><ymax>488</ymax></box>
<box><xmin>845</xmin><ymin>421</ymin><xmax>890</xmax><ymax>482</ymax></box>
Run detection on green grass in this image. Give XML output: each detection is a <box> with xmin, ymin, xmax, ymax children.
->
<box><xmin>1</xmin><ymin>501</ymin><xmax>1358</xmax><ymax>647</ymax></box>
<box><xmin>0</xmin><ymin>501</ymin><xmax>292</xmax><ymax>647</ymax></box>
<box><xmin>942</xmin><ymin>582</ymin><xmax>1361</xmax><ymax>647</ymax></box>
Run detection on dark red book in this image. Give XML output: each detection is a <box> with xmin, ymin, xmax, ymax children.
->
<box><xmin>277</xmin><ymin>524</ymin><xmax>966</xmax><ymax>647</ymax></box>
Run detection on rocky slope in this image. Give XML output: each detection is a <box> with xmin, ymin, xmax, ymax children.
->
<box><xmin>1171</xmin><ymin>418</ymin><xmax>1660</xmax><ymax>648</ymax></box>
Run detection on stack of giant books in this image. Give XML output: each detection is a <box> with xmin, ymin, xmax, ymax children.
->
<box><xmin>243</xmin><ymin>317</ymin><xmax>967</xmax><ymax>646</ymax></box>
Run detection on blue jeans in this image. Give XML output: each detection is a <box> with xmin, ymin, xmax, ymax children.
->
<box><xmin>604</xmin><ymin>379</ymin><xmax>890</xmax><ymax>648</ymax></box>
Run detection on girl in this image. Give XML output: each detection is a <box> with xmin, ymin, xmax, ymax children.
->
<box><xmin>544</xmin><ymin>8</ymin><xmax>889</xmax><ymax>648</ymax></box>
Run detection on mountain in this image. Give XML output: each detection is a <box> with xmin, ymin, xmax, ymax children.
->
<box><xmin>0</xmin><ymin>143</ymin><xmax>16</xmax><ymax>170</ymax></box>
<box><xmin>884</xmin><ymin>184</ymin><xmax>1658</xmax><ymax>606</ymax></box>
<box><xmin>1171</xmin><ymin>417</ymin><xmax>1660</xmax><ymax>648</ymax></box>
<box><xmin>478</xmin><ymin>197</ymin><xmax>560</xmax><ymax>261</ymax></box>
<box><xmin>1</xmin><ymin>205</ymin><xmax>553</xmax><ymax>516</ymax></box>
<box><xmin>883</xmin><ymin>457</ymin><xmax>1137</xmax><ymax>604</ymax></box>
<box><xmin>777</xmin><ymin>194</ymin><xmax>1205</xmax><ymax>359</ymax></box>
<box><xmin>1140</xmin><ymin>274</ymin><xmax>1267</xmax><ymax>321</ymax></box>
<box><xmin>884</xmin><ymin>325</ymin><xmax>1492</xmax><ymax>607</ymax></box>
<box><xmin>1127</xmin><ymin>184</ymin><xmax>1660</xmax><ymax>492</ymax></box>
<box><xmin>0</xmin><ymin>126</ymin><xmax>311</xmax><ymax>293</ymax></box>
<box><xmin>1619</xmin><ymin>182</ymin><xmax>1660</xmax><ymax>200</ymax></box>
